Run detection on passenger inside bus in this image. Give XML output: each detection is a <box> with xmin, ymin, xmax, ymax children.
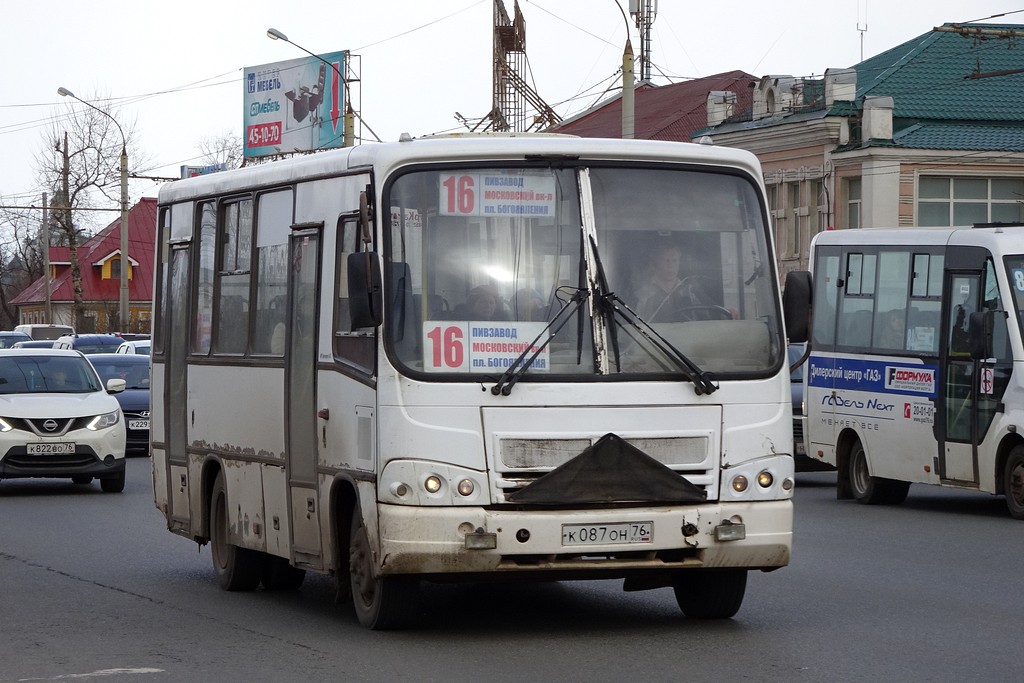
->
<box><xmin>453</xmin><ymin>285</ymin><xmax>509</xmax><ymax>321</ymax></box>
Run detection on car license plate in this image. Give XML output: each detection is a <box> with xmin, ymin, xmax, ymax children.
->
<box><xmin>27</xmin><ymin>442</ymin><xmax>75</xmax><ymax>455</ymax></box>
<box><xmin>562</xmin><ymin>521</ymin><xmax>652</xmax><ymax>546</ymax></box>
<box><xmin>128</xmin><ymin>419</ymin><xmax>149</xmax><ymax>430</ymax></box>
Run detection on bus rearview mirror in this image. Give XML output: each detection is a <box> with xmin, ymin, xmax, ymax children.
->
<box><xmin>347</xmin><ymin>252</ymin><xmax>383</xmax><ymax>328</ymax></box>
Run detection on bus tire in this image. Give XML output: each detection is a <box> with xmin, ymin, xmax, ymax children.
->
<box><xmin>848</xmin><ymin>440</ymin><xmax>887</xmax><ymax>505</ymax></box>
<box><xmin>261</xmin><ymin>555</ymin><xmax>306</xmax><ymax>591</ymax></box>
<box><xmin>210</xmin><ymin>471</ymin><xmax>265</xmax><ymax>591</ymax></box>
<box><xmin>672</xmin><ymin>569</ymin><xmax>747</xmax><ymax>619</ymax></box>
<box><xmin>349</xmin><ymin>512</ymin><xmax>419</xmax><ymax>630</ymax></box>
<box><xmin>1004</xmin><ymin>446</ymin><xmax>1024</xmax><ymax>520</ymax></box>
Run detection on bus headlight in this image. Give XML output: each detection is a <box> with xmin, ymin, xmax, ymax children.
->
<box><xmin>757</xmin><ymin>471</ymin><xmax>774</xmax><ymax>488</ymax></box>
<box><xmin>457</xmin><ymin>478</ymin><xmax>475</xmax><ymax>496</ymax></box>
<box><xmin>424</xmin><ymin>475</ymin><xmax>443</xmax><ymax>494</ymax></box>
<box><xmin>731</xmin><ymin>475</ymin><xmax>749</xmax><ymax>492</ymax></box>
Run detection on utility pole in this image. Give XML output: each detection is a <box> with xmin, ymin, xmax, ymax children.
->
<box><xmin>42</xmin><ymin>192</ymin><xmax>51</xmax><ymax>323</ymax></box>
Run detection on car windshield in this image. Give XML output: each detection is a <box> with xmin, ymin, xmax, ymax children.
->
<box><xmin>0</xmin><ymin>355</ymin><xmax>101</xmax><ymax>394</ymax></box>
<box><xmin>383</xmin><ymin>163</ymin><xmax>780</xmax><ymax>381</ymax></box>
<box><xmin>90</xmin><ymin>359</ymin><xmax>151</xmax><ymax>390</ymax></box>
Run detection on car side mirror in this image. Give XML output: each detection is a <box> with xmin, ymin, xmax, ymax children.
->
<box><xmin>106</xmin><ymin>378</ymin><xmax>127</xmax><ymax>394</ymax></box>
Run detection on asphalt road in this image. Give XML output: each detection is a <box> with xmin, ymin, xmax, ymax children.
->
<box><xmin>1</xmin><ymin>459</ymin><xmax>1022</xmax><ymax>682</ymax></box>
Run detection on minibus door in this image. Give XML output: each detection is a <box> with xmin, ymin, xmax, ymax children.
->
<box><xmin>285</xmin><ymin>227</ymin><xmax>324</xmax><ymax>567</ymax></box>
<box><xmin>939</xmin><ymin>265</ymin><xmax>983</xmax><ymax>485</ymax></box>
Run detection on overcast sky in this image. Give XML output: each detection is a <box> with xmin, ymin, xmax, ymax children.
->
<box><xmin>1</xmin><ymin>0</ymin><xmax>1019</xmax><ymax>215</ymax></box>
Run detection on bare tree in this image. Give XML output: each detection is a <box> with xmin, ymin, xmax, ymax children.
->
<box><xmin>34</xmin><ymin>92</ymin><xmax>145</xmax><ymax>329</ymax></box>
<box><xmin>198</xmin><ymin>131</ymin><xmax>244</xmax><ymax>170</ymax></box>
<box><xmin>0</xmin><ymin>205</ymin><xmax>45</xmax><ymax>327</ymax></box>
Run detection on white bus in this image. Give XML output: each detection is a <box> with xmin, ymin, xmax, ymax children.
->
<box><xmin>151</xmin><ymin>134</ymin><xmax>802</xmax><ymax>629</ymax></box>
<box><xmin>803</xmin><ymin>225</ymin><xmax>1024</xmax><ymax>518</ymax></box>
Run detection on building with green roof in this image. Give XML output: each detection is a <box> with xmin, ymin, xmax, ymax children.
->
<box><xmin>697</xmin><ymin>23</ymin><xmax>1024</xmax><ymax>277</ymax></box>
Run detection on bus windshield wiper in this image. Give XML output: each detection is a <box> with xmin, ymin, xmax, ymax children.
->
<box><xmin>601</xmin><ymin>292</ymin><xmax>719</xmax><ymax>396</ymax></box>
<box><xmin>490</xmin><ymin>288</ymin><xmax>589</xmax><ymax>396</ymax></box>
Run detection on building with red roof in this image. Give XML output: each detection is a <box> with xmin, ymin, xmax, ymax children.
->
<box><xmin>551</xmin><ymin>71</ymin><xmax>756</xmax><ymax>141</ymax></box>
<box><xmin>11</xmin><ymin>197</ymin><xmax>156</xmax><ymax>334</ymax></box>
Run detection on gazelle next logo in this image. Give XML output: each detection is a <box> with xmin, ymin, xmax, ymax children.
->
<box><xmin>885</xmin><ymin>366</ymin><xmax>936</xmax><ymax>394</ymax></box>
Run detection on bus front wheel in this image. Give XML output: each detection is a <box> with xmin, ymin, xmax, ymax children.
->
<box><xmin>209</xmin><ymin>471</ymin><xmax>265</xmax><ymax>591</ymax></box>
<box><xmin>348</xmin><ymin>511</ymin><xmax>419</xmax><ymax>630</ymax></box>
<box><xmin>672</xmin><ymin>569</ymin><xmax>747</xmax><ymax>619</ymax></box>
<box><xmin>1004</xmin><ymin>446</ymin><xmax>1024</xmax><ymax>520</ymax></box>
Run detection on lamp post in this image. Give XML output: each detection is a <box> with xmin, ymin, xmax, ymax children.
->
<box><xmin>267</xmin><ymin>27</ymin><xmax>382</xmax><ymax>145</ymax></box>
<box><xmin>612</xmin><ymin>1</ymin><xmax>635</xmax><ymax>139</ymax></box>
<box><xmin>57</xmin><ymin>87</ymin><xmax>130</xmax><ymax>331</ymax></box>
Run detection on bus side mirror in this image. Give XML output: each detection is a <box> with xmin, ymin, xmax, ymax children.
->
<box><xmin>783</xmin><ymin>270</ymin><xmax>812</xmax><ymax>344</ymax></box>
<box><xmin>968</xmin><ymin>310</ymin><xmax>993</xmax><ymax>360</ymax></box>
<box><xmin>347</xmin><ymin>252</ymin><xmax>383</xmax><ymax>328</ymax></box>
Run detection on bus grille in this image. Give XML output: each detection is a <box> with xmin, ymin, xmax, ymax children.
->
<box><xmin>494</xmin><ymin>436</ymin><xmax>714</xmax><ymax>503</ymax></box>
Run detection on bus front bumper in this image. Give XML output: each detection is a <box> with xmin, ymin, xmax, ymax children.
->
<box><xmin>375</xmin><ymin>499</ymin><xmax>792</xmax><ymax>576</ymax></box>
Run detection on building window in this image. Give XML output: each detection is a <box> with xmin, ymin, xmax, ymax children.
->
<box><xmin>918</xmin><ymin>176</ymin><xmax>1024</xmax><ymax>226</ymax></box>
<box><xmin>847</xmin><ymin>178</ymin><xmax>862</xmax><ymax>229</ymax></box>
<box><xmin>785</xmin><ymin>182</ymin><xmax>801</xmax><ymax>257</ymax></box>
<box><xmin>813</xmin><ymin>179</ymin><xmax>828</xmax><ymax>236</ymax></box>
<box><xmin>110</xmin><ymin>258</ymin><xmax>121</xmax><ymax>279</ymax></box>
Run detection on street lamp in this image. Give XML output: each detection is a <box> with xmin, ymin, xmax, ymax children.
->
<box><xmin>612</xmin><ymin>1</ymin><xmax>635</xmax><ymax>139</ymax></box>
<box><xmin>57</xmin><ymin>87</ymin><xmax>130</xmax><ymax>331</ymax></box>
<box><xmin>266</xmin><ymin>27</ymin><xmax>382</xmax><ymax>145</ymax></box>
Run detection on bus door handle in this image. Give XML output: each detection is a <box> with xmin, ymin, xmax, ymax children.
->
<box><xmin>317</xmin><ymin>408</ymin><xmax>330</xmax><ymax>420</ymax></box>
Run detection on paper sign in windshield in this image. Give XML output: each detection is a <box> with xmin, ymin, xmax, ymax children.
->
<box><xmin>422</xmin><ymin>321</ymin><xmax>551</xmax><ymax>373</ymax></box>
<box><xmin>438</xmin><ymin>173</ymin><xmax>556</xmax><ymax>217</ymax></box>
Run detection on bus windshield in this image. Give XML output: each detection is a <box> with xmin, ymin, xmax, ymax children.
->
<box><xmin>385</xmin><ymin>163</ymin><xmax>781</xmax><ymax>379</ymax></box>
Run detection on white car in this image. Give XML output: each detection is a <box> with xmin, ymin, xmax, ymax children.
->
<box><xmin>0</xmin><ymin>349</ymin><xmax>127</xmax><ymax>492</ymax></box>
<box><xmin>115</xmin><ymin>339</ymin><xmax>151</xmax><ymax>356</ymax></box>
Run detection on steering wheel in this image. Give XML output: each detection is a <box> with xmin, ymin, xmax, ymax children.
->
<box><xmin>674</xmin><ymin>304</ymin><xmax>734</xmax><ymax>321</ymax></box>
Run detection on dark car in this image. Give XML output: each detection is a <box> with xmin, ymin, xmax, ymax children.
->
<box><xmin>11</xmin><ymin>340</ymin><xmax>57</xmax><ymax>349</ymax></box>
<box><xmin>86</xmin><ymin>353</ymin><xmax>150</xmax><ymax>456</ymax></box>
<box><xmin>53</xmin><ymin>334</ymin><xmax>125</xmax><ymax>354</ymax></box>
<box><xmin>0</xmin><ymin>331</ymin><xmax>31</xmax><ymax>348</ymax></box>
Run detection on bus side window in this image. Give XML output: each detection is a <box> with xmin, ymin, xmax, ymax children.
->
<box><xmin>334</xmin><ymin>217</ymin><xmax>375</xmax><ymax>373</ymax></box>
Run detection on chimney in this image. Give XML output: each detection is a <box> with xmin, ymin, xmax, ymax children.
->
<box><xmin>825</xmin><ymin>68</ymin><xmax>857</xmax><ymax>107</ymax></box>
<box><xmin>862</xmin><ymin>95</ymin><xmax>894</xmax><ymax>141</ymax></box>
<box><xmin>706</xmin><ymin>91</ymin><xmax>736</xmax><ymax>127</ymax></box>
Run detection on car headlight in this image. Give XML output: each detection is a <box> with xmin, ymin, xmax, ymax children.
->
<box><xmin>0</xmin><ymin>417</ymin><xmax>13</xmax><ymax>433</ymax></box>
<box><xmin>86</xmin><ymin>411</ymin><xmax>120</xmax><ymax>431</ymax></box>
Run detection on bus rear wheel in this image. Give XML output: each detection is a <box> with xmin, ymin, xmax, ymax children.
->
<box><xmin>850</xmin><ymin>440</ymin><xmax>885</xmax><ymax>504</ymax></box>
<box><xmin>849</xmin><ymin>440</ymin><xmax>909</xmax><ymax>505</ymax></box>
<box><xmin>1004</xmin><ymin>446</ymin><xmax>1024</xmax><ymax>520</ymax></box>
<box><xmin>348</xmin><ymin>511</ymin><xmax>419</xmax><ymax>630</ymax></box>
<box><xmin>209</xmin><ymin>471</ymin><xmax>264</xmax><ymax>591</ymax></box>
<box><xmin>672</xmin><ymin>569</ymin><xmax>747</xmax><ymax>619</ymax></box>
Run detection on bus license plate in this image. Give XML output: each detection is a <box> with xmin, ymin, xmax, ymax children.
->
<box><xmin>562</xmin><ymin>522</ymin><xmax>652</xmax><ymax>546</ymax></box>
<box><xmin>128</xmin><ymin>419</ymin><xmax>149</xmax><ymax>430</ymax></box>
<box><xmin>27</xmin><ymin>442</ymin><xmax>74</xmax><ymax>455</ymax></box>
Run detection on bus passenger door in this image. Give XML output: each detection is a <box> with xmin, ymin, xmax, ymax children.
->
<box><xmin>165</xmin><ymin>244</ymin><xmax>192</xmax><ymax>530</ymax></box>
<box><xmin>286</xmin><ymin>227</ymin><xmax>323</xmax><ymax>567</ymax></box>
<box><xmin>940</xmin><ymin>269</ymin><xmax>982</xmax><ymax>485</ymax></box>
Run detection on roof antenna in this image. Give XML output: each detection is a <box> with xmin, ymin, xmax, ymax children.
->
<box><xmin>857</xmin><ymin>0</ymin><xmax>868</xmax><ymax>61</ymax></box>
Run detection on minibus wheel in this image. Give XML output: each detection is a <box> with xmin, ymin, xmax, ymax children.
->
<box><xmin>209</xmin><ymin>471</ymin><xmax>264</xmax><ymax>591</ymax></box>
<box><xmin>1004</xmin><ymin>446</ymin><xmax>1024</xmax><ymax>520</ymax></box>
<box><xmin>672</xmin><ymin>568</ymin><xmax>747</xmax><ymax>619</ymax></box>
<box><xmin>348</xmin><ymin>511</ymin><xmax>419</xmax><ymax>629</ymax></box>
<box><xmin>849</xmin><ymin>440</ymin><xmax>885</xmax><ymax>504</ymax></box>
